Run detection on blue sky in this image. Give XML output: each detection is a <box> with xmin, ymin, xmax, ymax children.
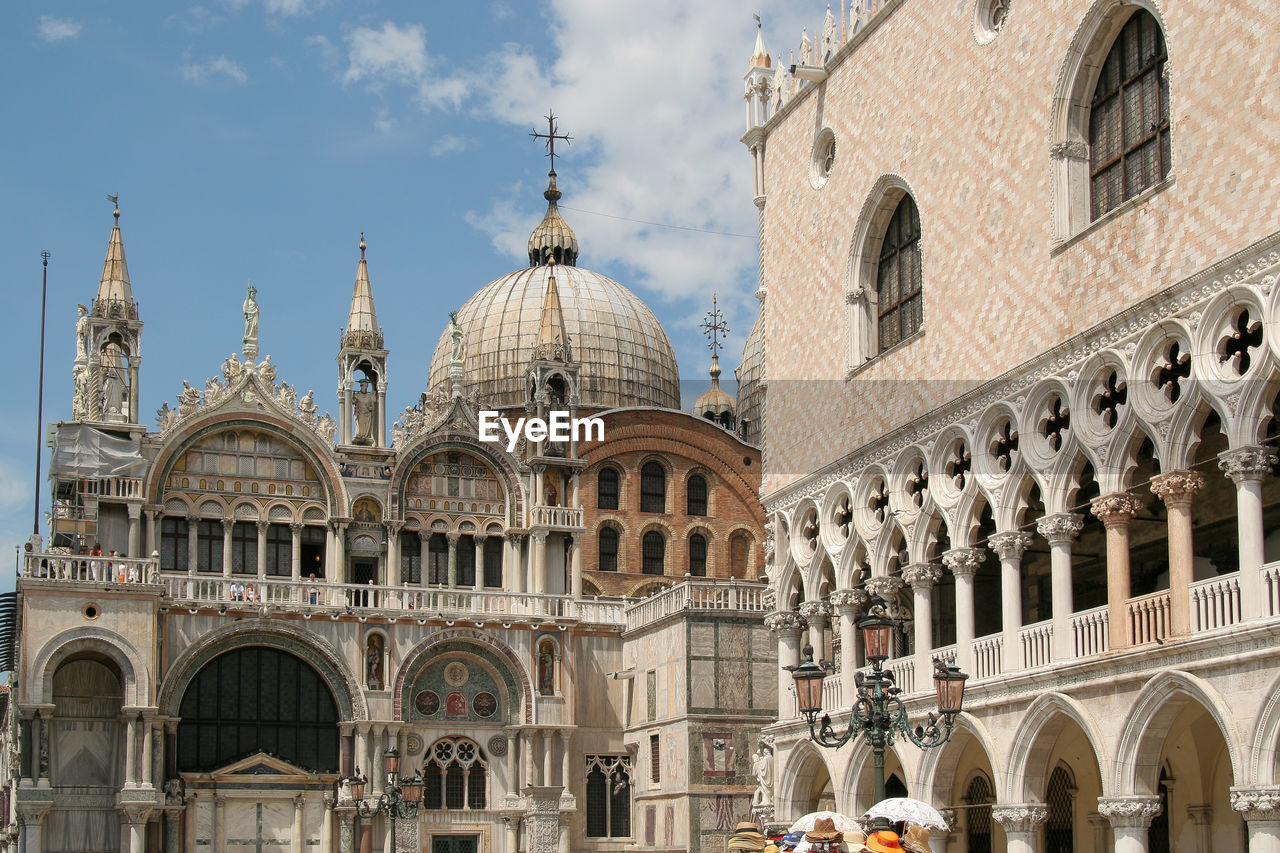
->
<box><xmin>0</xmin><ymin>0</ymin><xmax>820</xmax><ymax>573</ymax></box>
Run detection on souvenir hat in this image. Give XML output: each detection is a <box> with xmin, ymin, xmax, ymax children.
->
<box><xmin>900</xmin><ymin>825</ymin><xmax>933</xmax><ymax>853</ymax></box>
<box><xmin>866</xmin><ymin>830</ymin><xmax>904</xmax><ymax>853</ymax></box>
<box><xmin>804</xmin><ymin>817</ymin><xmax>843</xmax><ymax>842</ymax></box>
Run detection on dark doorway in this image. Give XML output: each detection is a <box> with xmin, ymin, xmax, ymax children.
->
<box><xmin>432</xmin><ymin>836</ymin><xmax>478</xmax><ymax>853</ymax></box>
<box><xmin>351</xmin><ymin>558</ymin><xmax>377</xmax><ymax>585</ymax></box>
<box><xmin>300</xmin><ymin>526</ymin><xmax>326</xmax><ymax>579</ymax></box>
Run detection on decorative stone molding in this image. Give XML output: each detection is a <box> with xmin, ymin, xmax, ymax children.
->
<box><xmin>942</xmin><ymin>547</ymin><xmax>985</xmax><ymax>577</ymax></box>
<box><xmin>798</xmin><ymin>600</ymin><xmax>833</xmax><ymax>620</ymax></box>
<box><xmin>989</xmin><ymin>531</ymin><xmax>1033</xmax><ymax>561</ymax></box>
<box><xmin>991</xmin><ymin>803</ymin><xmax>1048</xmax><ymax>832</ymax></box>
<box><xmin>1231</xmin><ymin>786</ymin><xmax>1280</xmax><ymax>821</ymax></box>
<box><xmin>1150</xmin><ymin>470</ymin><xmax>1206</xmax><ymax>506</ymax></box>
<box><xmin>1050</xmin><ymin>140</ymin><xmax>1089</xmax><ymax>161</ymax></box>
<box><xmin>1037</xmin><ymin>512</ymin><xmax>1084</xmax><ymax>544</ymax></box>
<box><xmin>902</xmin><ymin>563</ymin><xmax>942</xmax><ymax>589</ymax></box>
<box><xmin>864</xmin><ymin>575</ymin><xmax>904</xmax><ymax>599</ymax></box>
<box><xmin>1219</xmin><ymin>446</ymin><xmax>1277</xmax><ymax>484</ymax></box>
<box><xmin>1097</xmin><ymin>796</ymin><xmax>1162</xmax><ymax>828</ymax></box>
<box><xmin>1090</xmin><ymin>493</ymin><xmax>1145</xmax><ymax>527</ymax></box>
<box><xmin>828</xmin><ymin>588</ymin><xmax>868</xmax><ymax>612</ymax></box>
<box><xmin>764</xmin><ymin>611</ymin><xmax>806</xmax><ymax>634</ymax></box>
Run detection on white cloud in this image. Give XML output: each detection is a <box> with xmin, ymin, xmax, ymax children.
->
<box><xmin>431</xmin><ymin>135</ymin><xmax>470</xmax><ymax>157</ymax></box>
<box><xmin>38</xmin><ymin>15</ymin><xmax>82</xmax><ymax>42</ymax></box>
<box><xmin>181</xmin><ymin>55</ymin><xmax>249</xmax><ymax>85</ymax></box>
<box><xmin>344</xmin><ymin>22</ymin><xmax>428</xmax><ymax>86</ymax></box>
<box><xmin>305</xmin><ymin>33</ymin><xmax>340</xmax><ymax>67</ymax></box>
<box><xmin>225</xmin><ymin>0</ymin><xmax>320</xmax><ymax>16</ymax></box>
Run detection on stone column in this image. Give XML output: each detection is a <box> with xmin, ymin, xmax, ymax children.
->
<box><xmin>255</xmin><ymin>520</ymin><xmax>269</xmax><ymax>580</ymax></box>
<box><xmin>522</xmin><ymin>732</ymin><xmax>535</xmax><ymax>789</ymax></box>
<box><xmin>122</xmin><ymin>711</ymin><xmax>138</xmax><ymax>787</ymax></box>
<box><xmin>291</xmin><ymin>794</ymin><xmax>305</xmax><ymax>853</ymax></box>
<box><xmin>475</xmin><ymin>534</ymin><xmax>487</xmax><ymax>591</ymax></box>
<box><xmin>221</xmin><ymin>518</ymin><xmax>234</xmax><ymax>578</ymax></box>
<box><xmin>332</xmin><ymin>520</ymin><xmax>348</xmax><ymax>581</ymax></box>
<box><xmin>1186</xmin><ymin>803</ymin><xmax>1213</xmax><ymax>853</ymax></box>
<box><xmin>1090</xmin><ymin>494</ymin><xmax>1143</xmax><ymax>649</ymax></box>
<box><xmin>186</xmin><ymin>515</ymin><xmax>199</xmax><ymax>575</ymax></box>
<box><xmin>764</xmin><ymin>611</ymin><xmax>806</xmax><ymax>717</ymax></box>
<box><xmin>446</xmin><ymin>532</ymin><xmax>460</xmax><ymax>587</ymax></box>
<box><xmin>829</xmin><ymin>589</ymin><xmax>867</xmax><ymax>705</ymax></box>
<box><xmin>385</xmin><ymin>521</ymin><xmax>403</xmax><ymax>588</ymax></box>
<box><xmin>1221</xmin><ymin>447</ymin><xmax>1276</xmax><ymax>621</ymax></box>
<box><xmin>1232</xmin><ymin>787</ymin><xmax>1280</xmax><ymax>853</ymax></box>
<box><xmin>541</xmin><ymin>732</ymin><xmax>554</xmax><ymax>785</ymax></box>
<box><xmin>125</xmin><ymin>813</ymin><xmax>147</xmax><ymax>853</ymax></box>
<box><xmin>214</xmin><ymin>795</ymin><xmax>227</xmax><ymax>852</ymax></box>
<box><xmin>1037</xmin><ymin>512</ymin><xmax>1084</xmax><ymax>658</ymax></box>
<box><xmin>559</xmin><ymin>731</ymin><xmax>570</xmax><ymax>787</ymax></box>
<box><xmin>903</xmin><ymin>563</ymin><xmax>942</xmax><ymax>685</ymax></box>
<box><xmin>140</xmin><ymin>714</ymin><xmax>154</xmax><ymax>787</ymax></box>
<box><xmin>990</xmin><ymin>531</ymin><xmax>1033</xmax><ymax>672</ymax></box>
<box><xmin>184</xmin><ymin>794</ymin><xmax>199</xmax><ymax>853</ymax></box>
<box><xmin>798</xmin><ymin>600</ymin><xmax>832</xmax><ymax>664</ymax></box>
<box><xmin>943</xmin><ymin>547</ymin><xmax>984</xmax><ymax>675</ymax></box>
<box><xmin>127</xmin><ymin>502</ymin><xmax>143</xmax><ymax>558</ymax></box>
<box><xmin>370</xmin><ymin>728</ymin><xmax>384</xmax><ymax>796</ymax></box>
<box><xmin>531</xmin><ymin>532</ymin><xmax>548</xmax><ymax>595</ymax></box>
<box><xmin>355</xmin><ymin>726</ymin><xmax>369</xmax><ymax>783</ymax></box>
<box><xmin>506</xmin><ymin>532</ymin><xmax>524</xmax><ymax>594</ymax></box>
<box><xmin>290</xmin><ymin>523</ymin><xmax>303</xmax><ymax>582</ymax></box>
<box><xmin>339</xmin><ymin>812</ymin><xmax>355</xmax><ymax>853</ymax></box>
<box><xmin>1098</xmin><ymin>795</ymin><xmax>1162</xmax><ymax>853</ymax></box>
<box><xmin>17</xmin><ymin>804</ymin><xmax>49</xmax><ymax>853</ymax></box>
<box><xmin>1150</xmin><ymin>470</ymin><xmax>1205</xmax><ymax>636</ymax></box>
<box><xmin>992</xmin><ymin>804</ymin><xmax>1046</xmax><ymax>853</ymax></box>
<box><xmin>35</xmin><ymin>709</ymin><xmax>51</xmax><ymax>787</ymax></box>
<box><xmin>321</xmin><ymin>796</ymin><xmax>335</xmax><ymax>853</ymax></box>
<box><xmin>568</xmin><ymin>536</ymin><xmax>582</xmax><ymax>598</ymax></box>
<box><xmin>145</xmin><ymin>508</ymin><xmax>161</xmax><ymax>560</ymax></box>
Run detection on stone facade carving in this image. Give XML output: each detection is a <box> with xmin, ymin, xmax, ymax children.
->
<box><xmin>828</xmin><ymin>588</ymin><xmax>868</xmax><ymax>612</ymax></box>
<box><xmin>1090</xmin><ymin>493</ymin><xmax>1145</xmax><ymax>526</ymax></box>
<box><xmin>941</xmin><ymin>547</ymin><xmax>985</xmax><ymax>577</ymax></box>
<box><xmin>797</xmin><ymin>600</ymin><xmax>832</xmax><ymax>620</ymax></box>
<box><xmin>991</xmin><ymin>803</ymin><xmax>1048</xmax><ymax>832</ymax></box>
<box><xmin>1036</xmin><ymin>512</ymin><xmax>1084</xmax><ymax>544</ymax></box>
<box><xmin>988</xmin><ymin>531</ymin><xmax>1033</xmax><ymax>561</ymax></box>
<box><xmin>1050</xmin><ymin>140</ymin><xmax>1090</xmax><ymax>161</ymax></box>
<box><xmin>1219</xmin><ymin>446</ymin><xmax>1277</xmax><ymax>483</ymax></box>
<box><xmin>1097</xmin><ymin>796</ymin><xmax>1162</xmax><ymax>828</ymax></box>
<box><xmin>864</xmin><ymin>575</ymin><xmax>904</xmax><ymax>600</ymax></box>
<box><xmin>763</xmin><ymin>611</ymin><xmax>805</xmax><ymax>634</ymax></box>
<box><xmin>1231</xmin><ymin>786</ymin><xmax>1280</xmax><ymax>821</ymax></box>
<box><xmin>902</xmin><ymin>563</ymin><xmax>942</xmax><ymax>589</ymax></box>
<box><xmin>1150</xmin><ymin>469</ymin><xmax>1206</xmax><ymax>506</ymax></box>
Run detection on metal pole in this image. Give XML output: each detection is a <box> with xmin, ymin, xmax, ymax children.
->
<box><xmin>33</xmin><ymin>251</ymin><xmax>50</xmax><ymax>538</ymax></box>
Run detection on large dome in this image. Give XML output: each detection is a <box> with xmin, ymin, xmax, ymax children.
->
<box><xmin>427</xmin><ymin>264</ymin><xmax>681</xmax><ymax>411</ymax></box>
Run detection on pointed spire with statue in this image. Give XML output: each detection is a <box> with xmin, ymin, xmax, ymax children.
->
<box><xmin>338</xmin><ymin>233</ymin><xmax>389</xmax><ymax>448</ymax></box>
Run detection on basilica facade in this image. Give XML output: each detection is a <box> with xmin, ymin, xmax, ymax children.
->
<box><xmin>5</xmin><ymin>170</ymin><xmax>771</xmax><ymax>853</ymax></box>
<box><xmin>745</xmin><ymin>1</ymin><xmax>1280</xmax><ymax>852</ymax></box>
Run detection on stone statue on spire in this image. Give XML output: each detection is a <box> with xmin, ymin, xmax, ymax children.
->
<box><xmin>243</xmin><ymin>283</ymin><xmax>260</xmax><ymax>360</ymax></box>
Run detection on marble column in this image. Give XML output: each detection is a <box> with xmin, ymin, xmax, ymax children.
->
<box><xmin>370</xmin><ymin>728</ymin><xmax>384</xmax><ymax>796</ymax></box>
<box><xmin>568</xmin><ymin>536</ymin><xmax>582</xmax><ymax>598</ymax></box>
<box><xmin>798</xmin><ymin>600</ymin><xmax>832</xmax><ymax>664</ymax></box>
<box><xmin>446</xmin><ymin>532</ymin><xmax>460</xmax><ymax>587</ymax></box>
<box><xmin>522</xmin><ymin>732</ymin><xmax>535</xmax><ymax>789</ymax></box>
<box><xmin>1097</xmin><ymin>795</ymin><xmax>1162</xmax><ymax>853</ymax></box>
<box><xmin>355</xmin><ymin>726</ymin><xmax>369</xmax><ymax>783</ymax></box>
<box><xmin>505</xmin><ymin>532</ymin><xmax>523</xmax><ymax>594</ymax></box>
<box><xmin>184</xmin><ymin>794</ymin><xmax>199</xmax><ymax>853</ymax></box>
<box><xmin>35</xmin><ymin>709</ymin><xmax>51</xmax><ymax>787</ymax></box>
<box><xmin>1220</xmin><ymin>447</ymin><xmax>1276</xmax><ymax>621</ymax></box>
<box><xmin>943</xmin><ymin>547</ymin><xmax>984</xmax><ymax>675</ymax></box>
<box><xmin>292</xmin><ymin>794</ymin><xmax>305</xmax><ymax>853</ymax></box>
<box><xmin>764</xmin><ymin>611</ymin><xmax>806</xmax><ymax>717</ymax></box>
<box><xmin>254</xmin><ymin>520</ymin><xmax>268</xmax><ymax>579</ymax></box>
<box><xmin>140</xmin><ymin>714</ymin><xmax>154</xmax><ymax>787</ymax></box>
<box><xmin>532</xmin><ymin>533</ymin><xmax>548</xmax><ymax>595</ymax></box>
<box><xmin>333</xmin><ymin>520</ymin><xmax>348</xmax><ymax>581</ymax></box>
<box><xmin>122</xmin><ymin>712</ymin><xmax>138</xmax><ymax>787</ymax></box>
<box><xmin>16</xmin><ymin>804</ymin><xmax>49</xmax><ymax>853</ymax></box>
<box><xmin>1232</xmin><ymin>787</ymin><xmax>1280</xmax><ymax>852</ymax></box>
<box><xmin>559</xmin><ymin>730</ymin><xmax>570</xmax><ymax>787</ymax></box>
<box><xmin>507</xmin><ymin>733</ymin><xmax>520</xmax><ymax>797</ymax></box>
<box><xmin>321</xmin><ymin>796</ymin><xmax>335</xmax><ymax>853</ymax></box>
<box><xmin>144</xmin><ymin>508</ymin><xmax>160</xmax><ymax>564</ymax></box>
<box><xmin>990</xmin><ymin>531</ymin><xmax>1033</xmax><ymax>672</ymax></box>
<box><xmin>126</xmin><ymin>815</ymin><xmax>146</xmax><ymax>853</ymax></box>
<box><xmin>385</xmin><ymin>521</ymin><xmax>403</xmax><ymax>588</ymax></box>
<box><xmin>214</xmin><ymin>795</ymin><xmax>227</xmax><ymax>852</ymax></box>
<box><xmin>1090</xmin><ymin>494</ymin><xmax>1143</xmax><ymax>649</ymax></box>
<box><xmin>127</xmin><ymin>502</ymin><xmax>143</xmax><ymax>559</ymax></box>
<box><xmin>221</xmin><ymin>518</ymin><xmax>234</xmax><ymax>578</ymax></box>
<box><xmin>992</xmin><ymin>804</ymin><xmax>1046</xmax><ymax>853</ymax></box>
<box><xmin>1150</xmin><ymin>470</ymin><xmax>1206</xmax><ymax>636</ymax></box>
<box><xmin>1037</xmin><ymin>512</ymin><xmax>1084</xmax><ymax>658</ymax></box>
<box><xmin>339</xmin><ymin>811</ymin><xmax>355</xmax><ymax>853</ymax></box>
<box><xmin>290</xmin><ymin>522</ymin><xmax>303</xmax><ymax>582</ymax></box>
<box><xmin>542</xmin><ymin>731</ymin><xmax>554</xmax><ymax>785</ymax></box>
<box><xmin>475</xmin><ymin>534</ymin><xmax>487</xmax><ymax>591</ymax></box>
<box><xmin>186</xmin><ymin>515</ymin><xmax>199</xmax><ymax>575</ymax></box>
<box><xmin>903</xmin><ymin>563</ymin><xmax>942</xmax><ymax>685</ymax></box>
<box><xmin>829</xmin><ymin>588</ymin><xmax>867</xmax><ymax>706</ymax></box>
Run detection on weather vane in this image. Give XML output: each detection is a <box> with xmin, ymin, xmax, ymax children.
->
<box><xmin>107</xmin><ymin>193</ymin><xmax>119</xmax><ymax>206</ymax></box>
<box><xmin>700</xmin><ymin>292</ymin><xmax>730</xmax><ymax>358</ymax></box>
<box><xmin>530</xmin><ymin>111</ymin><xmax>572</xmax><ymax>173</ymax></box>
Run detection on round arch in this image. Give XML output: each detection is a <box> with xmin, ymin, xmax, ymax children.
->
<box><xmin>394</xmin><ymin>628</ymin><xmax>532</xmax><ymax>725</ymax></box>
<box><xmin>391</xmin><ymin>434</ymin><xmax>523</xmax><ymax>527</ymax></box>
<box><xmin>31</xmin><ymin>626</ymin><xmax>148</xmax><ymax>707</ymax></box>
<box><xmin>916</xmin><ymin>712</ymin><xmax>1004</xmax><ymax>808</ymax></box>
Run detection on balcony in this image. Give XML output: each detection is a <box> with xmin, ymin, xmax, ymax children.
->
<box><xmin>530</xmin><ymin>504</ymin><xmax>584</xmax><ymax>530</ymax></box>
<box><xmin>622</xmin><ymin>578</ymin><xmax>770</xmax><ymax>631</ymax></box>
<box><xmin>23</xmin><ymin>553</ymin><xmax>158</xmax><ymax>585</ymax></box>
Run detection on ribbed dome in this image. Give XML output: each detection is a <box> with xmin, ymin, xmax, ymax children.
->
<box><xmin>426</xmin><ymin>264</ymin><xmax>681</xmax><ymax>412</ymax></box>
<box><xmin>694</xmin><ymin>356</ymin><xmax>736</xmax><ymax>419</ymax></box>
<box><xmin>735</xmin><ymin>312</ymin><xmax>766</xmax><ymax>444</ymax></box>
<box><xmin>527</xmin><ymin>172</ymin><xmax>579</xmax><ymax>267</ymax></box>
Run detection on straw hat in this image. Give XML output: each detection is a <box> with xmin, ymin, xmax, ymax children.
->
<box><xmin>899</xmin><ymin>826</ymin><xmax>933</xmax><ymax>853</ymax></box>
<box><xmin>865</xmin><ymin>830</ymin><xmax>904</xmax><ymax>853</ymax></box>
<box><xmin>729</xmin><ymin>821</ymin><xmax>768</xmax><ymax>852</ymax></box>
<box><xmin>804</xmin><ymin>817</ymin><xmax>844</xmax><ymax>843</ymax></box>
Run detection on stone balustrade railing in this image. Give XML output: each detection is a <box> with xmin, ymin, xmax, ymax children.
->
<box><xmin>23</xmin><ymin>553</ymin><xmax>158</xmax><ymax>584</ymax></box>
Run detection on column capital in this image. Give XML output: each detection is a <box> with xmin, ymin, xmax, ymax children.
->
<box><xmin>1220</xmin><ymin>446</ymin><xmax>1277</xmax><ymax>484</ymax></box>
<box><xmin>289</xmin><ymin>522</ymin><xmax>304</xmax><ymax>534</ymax></box>
<box><xmin>1089</xmin><ymin>493</ymin><xmax>1144</xmax><ymax>527</ymax></box>
<box><xmin>256</xmin><ymin>520</ymin><xmax>270</xmax><ymax>534</ymax></box>
<box><xmin>1231</xmin><ymin>786</ymin><xmax>1280</xmax><ymax>821</ymax></box>
<box><xmin>294</xmin><ymin>793</ymin><xmax>306</xmax><ymax>810</ymax></box>
<box><xmin>991</xmin><ymin>803</ymin><xmax>1048</xmax><ymax>832</ymax></box>
<box><xmin>828</xmin><ymin>588</ymin><xmax>868</xmax><ymax>613</ymax></box>
<box><xmin>446</xmin><ymin>531</ymin><xmax>461</xmax><ymax>545</ymax></box>
<box><xmin>797</xmin><ymin>600</ymin><xmax>832</xmax><ymax>620</ymax></box>
<box><xmin>1097</xmin><ymin>795</ymin><xmax>1162</xmax><ymax>828</ymax></box>
<box><xmin>763</xmin><ymin>610</ymin><xmax>806</xmax><ymax>635</ymax></box>
<box><xmin>1150</xmin><ymin>469</ymin><xmax>1206</xmax><ymax>506</ymax></box>
<box><xmin>902</xmin><ymin>562</ymin><xmax>942</xmax><ymax>590</ymax></box>
<box><xmin>384</xmin><ymin>520</ymin><xmax>405</xmax><ymax>536</ymax></box>
<box><xmin>505</xmin><ymin>530</ymin><xmax>525</xmax><ymax>544</ymax></box>
<box><xmin>989</xmin><ymin>531</ymin><xmax>1034</xmax><ymax>561</ymax></box>
<box><xmin>942</xmin><ymin>547</ymin><xmax>985</xmax><ymax>578</ymax></box>
<box><xmin>1037</xmin><ymin>512</ymin><xmax>1084</xmax><ymax>543</ymax></box>
<box><xmin>220</xmin><ymin>517</ymin><xmax>235</xmax><ymax>533</ymax></box>
<box><xmin>864</xmin><ymin>575</ymin><xmax>904</xmax><ymax>600</ymax></box>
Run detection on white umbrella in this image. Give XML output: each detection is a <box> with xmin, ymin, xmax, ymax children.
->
<box><xmin>862</xmin><ymin>797</ymin><xmax>948</xmax><ymax>830</ymax></box>
<box><xmin>787</xmin><ymin>811</ymin><xmax>865</xmax><ymax>834</ymax></box>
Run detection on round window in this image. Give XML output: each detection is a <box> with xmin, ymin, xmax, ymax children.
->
<box><xmin>810</xmin><ymin>128</ymin><xmax>837</xmax><ymax>189</ymax></box>
<box><xmin>974</xmin><ymin>0</ymin><xmax>1010</xmax><ymax>44</ymax></box>
<box><xmin>82</xmin><ymin>603</ymin><xmax>100</xmax><ymax>620</ymax></box>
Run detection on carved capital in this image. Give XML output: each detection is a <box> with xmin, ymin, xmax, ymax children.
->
<box><xmin>220</xmin><ymin>518</ymin><xmax>235</xmax><ymax>533</ymax></box>
<box><xmin>828</xmin><ymin>588</ymin><xmax>868</xmax><ymax>613</ymax></box>
<box><xmin>384</xmin><ymin>520</ymin><xmax>404</xmax><ymax>536</ymax></box>
<box><xmin>1090</xmin><ymin>493</ymin><xmax>1144</xmax><ymax>527</ymax></box>
<box><xmin>256</xmin><ymin>520</ymin><xmax>270</xmax><ymax>534</ymax></box>
<box><xmin>989</xmin><ymin>531</ymin><xmax>1033</xmax><ymax>561</ymax></box>
<box><xmin>864</xmin><ymin>575</ymin><xmax>904</xmax><ymax>600</ymax></box>
<box><xmin>1231</xmin><ymin>786</ymin><xmax>1280</xmax><ymax>821</ymax></box>
<box><xmin>289</xmin><ymin>522</ymin><xmax>304</xmax><ymax>534</ymax></box>
<box><xmin>1150</xmin><ymin>470</ymin><xmax>1205</xmax><ymax>506</ymax></box>
<box><xmin>446</xmin><ymin>532</ymin><xmax>461</xmax><ymax>546</ymax></box>
<box><xmin>1097</xmin><ymin>796</ymin><xmax>1162</xmax><ymax>828</ymax></box>
<box><xmin>798</xmin><ymin>600</ymin><xmax>832</xmax><ymax>620</ymax></box>
<box><xmin>764</xmin><ymin>610</ymin><xmax>806</xmax><ymax>635</ymax></box>
<box><xmin>1050</xmin><ymin>139</ymin><xmax>1089</xmax><ymax>161</ymax></box>
<box><xmin>902</xmin><ymin>563</ymin><xmax>942</xmax><ymax>589</ymax></box>
<box><xmin>1037</xmin><ymin>512</ymin><xmax>1084</xmax><ymax>543</ymax></box>
<box><xmin>942</xmin><ymin>547</ymin><xmax>985</xmax><ymax>578</ymax></box>
<box><xmin>991</xmin><ymin>804</ymin><xmax>1048</xmax><ymax>833</ymax></box>
<box><xmin>845</xmin><ymin>286</ymin><xmax>867</xmax><ymax>304</ymax></box>
<box><xmin>504</xmin><ymin>530</ymin><xmax>524</xmax><ymax>544</ymax></box>
<box><xmin>1220</xmin><ymin>446</ymin><xmax>1277</xmax><ymax>484</ymax></box>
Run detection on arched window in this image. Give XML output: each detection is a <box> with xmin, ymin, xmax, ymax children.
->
<box><xmin>483</xmin><ymin>536</ymin><xmax>503</xmax><ymax>587</ymax></box>
<box><xmin>642</xmin><ymin>531</ymin><xmax>665</xmax><ymax>575</ymax></box>
<box><xmin>265</xmin><ymin>523</ymin><xmax>291</xmax><ymax>577</ymax></box>
<box><xmin>686</xmin><ymin>475</ymin><xmax>708</xmax><ymax>516</ymax></box>
<box><xmin>161</xmin><ymin>517</ymin><xmax>189</xmax><ymax>572</ymax></box>
<box><xmin>586</xmin><ymin>755</ymin><xmax>632</xmax><ymax>838</ymax></box>
<box><xmin>599</xmin><ymin>527</ymin><xmax>619</xmax><ymax>572</ymax></box>
<box><xmin>1046</xmin><ymin>765</ymin><xmax>1075</xmax><ymax>852</ymax></box>
<box><xmin>640</xmin><ymin>462</ymin><xmax>666</xmax><ymax>513</ymax></box>
<box><xmin>965</xmin><ymin>774</ymin><xmax>994</xmax><ymax>853</ymax></box>
<box><xmin>688</xmin><ymin>534</ymin><xmax>707</xmax><ymax>577</ymax></box>
<box><xmin>598</xmin><ymin>468</ymin><xmax>620</xmax><ymax>510</ymax></box>
<box><xmin>427</xmin><ymin>533</ymin><xmax>448</xmax><ymax>584</ymax></box>
<box><xmin>1089</xmin><ymin>10</ymin><xmax>1169</xmax><ymax>219</ymax></box>
<box><xmin>401</xmin><ymin>532</ymin><xmax>422</xmax><ymax>584</ymax></box>
<box><xmin>177</xmin><ymin>646</ymin><xmax>340</xmax><ymax>772</ymax></box>
<box><xmin>423</xmin><ymin>738</ymin><xmax>487</xmax><ymax>810</ymax></box>
<box><xmin>876</xmin><ymin>195</ymin><xmax>922</xmax><ymax>351</ymax></box>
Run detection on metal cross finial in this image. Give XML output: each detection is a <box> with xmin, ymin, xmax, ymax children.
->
<box><xmin>530</xmin><ymin>111</ymin><xmax>572</xmax><ymax>173</ymax></box>
<box><xmin>700</xmin><ymin>292</ymin><xmax>730</xmax><ymax>357</ymax></box>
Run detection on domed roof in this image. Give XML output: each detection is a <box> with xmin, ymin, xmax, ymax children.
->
<box><xmin>426</xmin><ymin>264</ymin><xmax>681</xmax><ymax>412</ymax></box>
<box><xmin>735</xmin><ymin>312</ymin><xmax>766</xmax><ymax>444</ymax></box>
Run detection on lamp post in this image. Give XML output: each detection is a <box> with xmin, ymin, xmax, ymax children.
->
<box><xmin>349</xmin><ymin>747</ymin><xmax>424</xmax><ymax>849</ymax></box>
<box><xmin>788</xmin><ymin>595</ymin><xmax>968</xmax><ymax>829</ymax></box>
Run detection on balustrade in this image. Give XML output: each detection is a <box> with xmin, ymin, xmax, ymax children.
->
<box><xmin>1071</xmin><ymin>606</ymin><xmax>1109</xmax><ymax>657</ymax></box>
<box><xmin>971</xmin><ymin>634</ymin><xmax>1003</xmax><ymax>680</ymax></box>
<box><xmin>24</xmin><ymin>553</ymin><xmax>156</xmax><ymax>584</ymax></box>
<box><xmin>530</xmin><ymin>505</ymin><xmax>584</xmax><ymax>529</ymax></box>
<box><xmin>1019</xmin><ymin>620</ymin><xmax>1054</xmax><ymax>669</ymax></box>
<box><xmin>1191</xmin><ymin>573</ymin><xmax>1242</xmax><ymax>631</ymax></box>
<box><xmin>1127</xmin><ymin>590</ymin><xmax>1172</xmax><ymax>646</ymax></box>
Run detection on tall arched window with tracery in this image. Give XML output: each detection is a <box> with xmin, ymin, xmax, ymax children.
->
<box><xmin>1045</xmin><ymin>765</ymin><xmax>1075</xmax><ymax>852</ymax></box>
<box><xmin>1089</xmin><ymin>10</ymin><xmax>1169</xmax><ymax>218</ymax></box>
<box><xmin>965</xmin><ymin>774</ymin><xmax>993</xmax><ymax>853</ymax></box>
<box><xmin>876</xmin><ymin>195</ymin><xmax>922</xmax><ymax>351</ymax></box>
<box><xmin>423</xmin><ymin>737</ymin><xmax>487</xmax><ymax>810</ymax></box>
<box><xmin>585</xmin><ymin>754</ymin><xmax>632</xmax><ymax>838</ymax></box>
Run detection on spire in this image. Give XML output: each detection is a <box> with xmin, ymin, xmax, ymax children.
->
<box><xmin>528</xmin><ymin>112</ymin><xmax>580</xmax><ymax>267</ymax></box>
<box><xmin>532</xmin><ymin>258</ymin><xmax>571</xmax><ymax>362</ymax></box>
<box><xmin>94</xmin><ymin>199</ymin><xmax>135</xmax><ymax>318</ymax></box>
<box><xmin>343</xmin><ymin>232</ymin><xmax>383</xmax><ymax>349</ymax></box>
<box><xmin>695</xmin><ymin>293</ymin><xmax>735</xmax><ymax>424</ymax></box>
<box><xmin>750</xmin><ymin>16</ymin><xmax>772</xmax><ymax>69</ymax></box>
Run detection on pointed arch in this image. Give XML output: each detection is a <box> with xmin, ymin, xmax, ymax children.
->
<box><xmin>1005</xmin><ymin>691</ymin><xmax>1107</xmax><ymax>802</ymax></box>
<box><xmin>1248</xmin><ymin>668</ymin><xmax>1280</xmax><ymax>786</ymax></box>
<box><xmin>840</xmin><ymin>734</ymin><xmax>910</xmax><ymax>816</ymax></box>
<box><xmin>916</xmin><ymin>711</ymin><xmax>1004</xmax><ymax>810</ymax></box>
<box><xmin>777</xmin><ymin>739</ymin><xmax>836</xmax><ymax>823</ymax></box>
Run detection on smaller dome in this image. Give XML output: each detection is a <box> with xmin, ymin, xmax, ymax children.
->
<box><xmin>528</xmin><ymin>172</ymin><xmax>579</xmax><ymax>267</ymax></box>
<box><xmin>694</xmin><ymin>356</ymin><xmax>736</xmax><ymax>421</ymax></box>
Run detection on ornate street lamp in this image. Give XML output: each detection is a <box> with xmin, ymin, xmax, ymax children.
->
<box><xmin>788</xmin><ymin>595</ymin><xmax>968</xmax><ymax>829</ymax></box>
<box><xmin>349</xmin><ymin>747</ymin><xmax>425</xmax><ymax>843</ymax></box>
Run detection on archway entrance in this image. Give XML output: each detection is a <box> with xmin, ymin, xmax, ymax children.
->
<box><xmin>48</xmin><ymin>655</ymin><xmax>124</xmax><ymax>852</ymax></box>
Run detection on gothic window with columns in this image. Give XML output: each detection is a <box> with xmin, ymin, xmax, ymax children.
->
<box><xmin>876</xmin><ymin>195</ymin><xmax>923</xmax><ymax>351</ymax></box>
<box><xmin>586</xmin><ymin>755</ymin><xmax>632</xmax><ymax>838</ymax></box>
<box><xmin>423</xmin><ymin>737</ymin><xmax>487</xmax><ymax>810</ymax></box>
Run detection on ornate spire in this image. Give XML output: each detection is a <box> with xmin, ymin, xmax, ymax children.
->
<box><xmin>695</xmin><ymin>293</ymin><xmax>735</xmax><ymax>422</ymax></box>
<box><xmin>343</xmin><ymin>232</ymin><xmax>383</xmax><ymax>349</ymax></box>
<box><xmin>750</xmin><ymin>15</ymin><xmax>772</xmax><ymax>68</ymax></box>
<box><xmin>528</xmin><ymin>112</ymin><xmax>579</xmax><ymax>267</ymax></box>
<box><xmin>532</xmin><ymin>258</ymin><xmax>572</xmax><ymax>362</ymax></box>
<box><xmin>94</xmin><ymin>197</ymin><xmax>135</xmax><ymax>319</ymax></box>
